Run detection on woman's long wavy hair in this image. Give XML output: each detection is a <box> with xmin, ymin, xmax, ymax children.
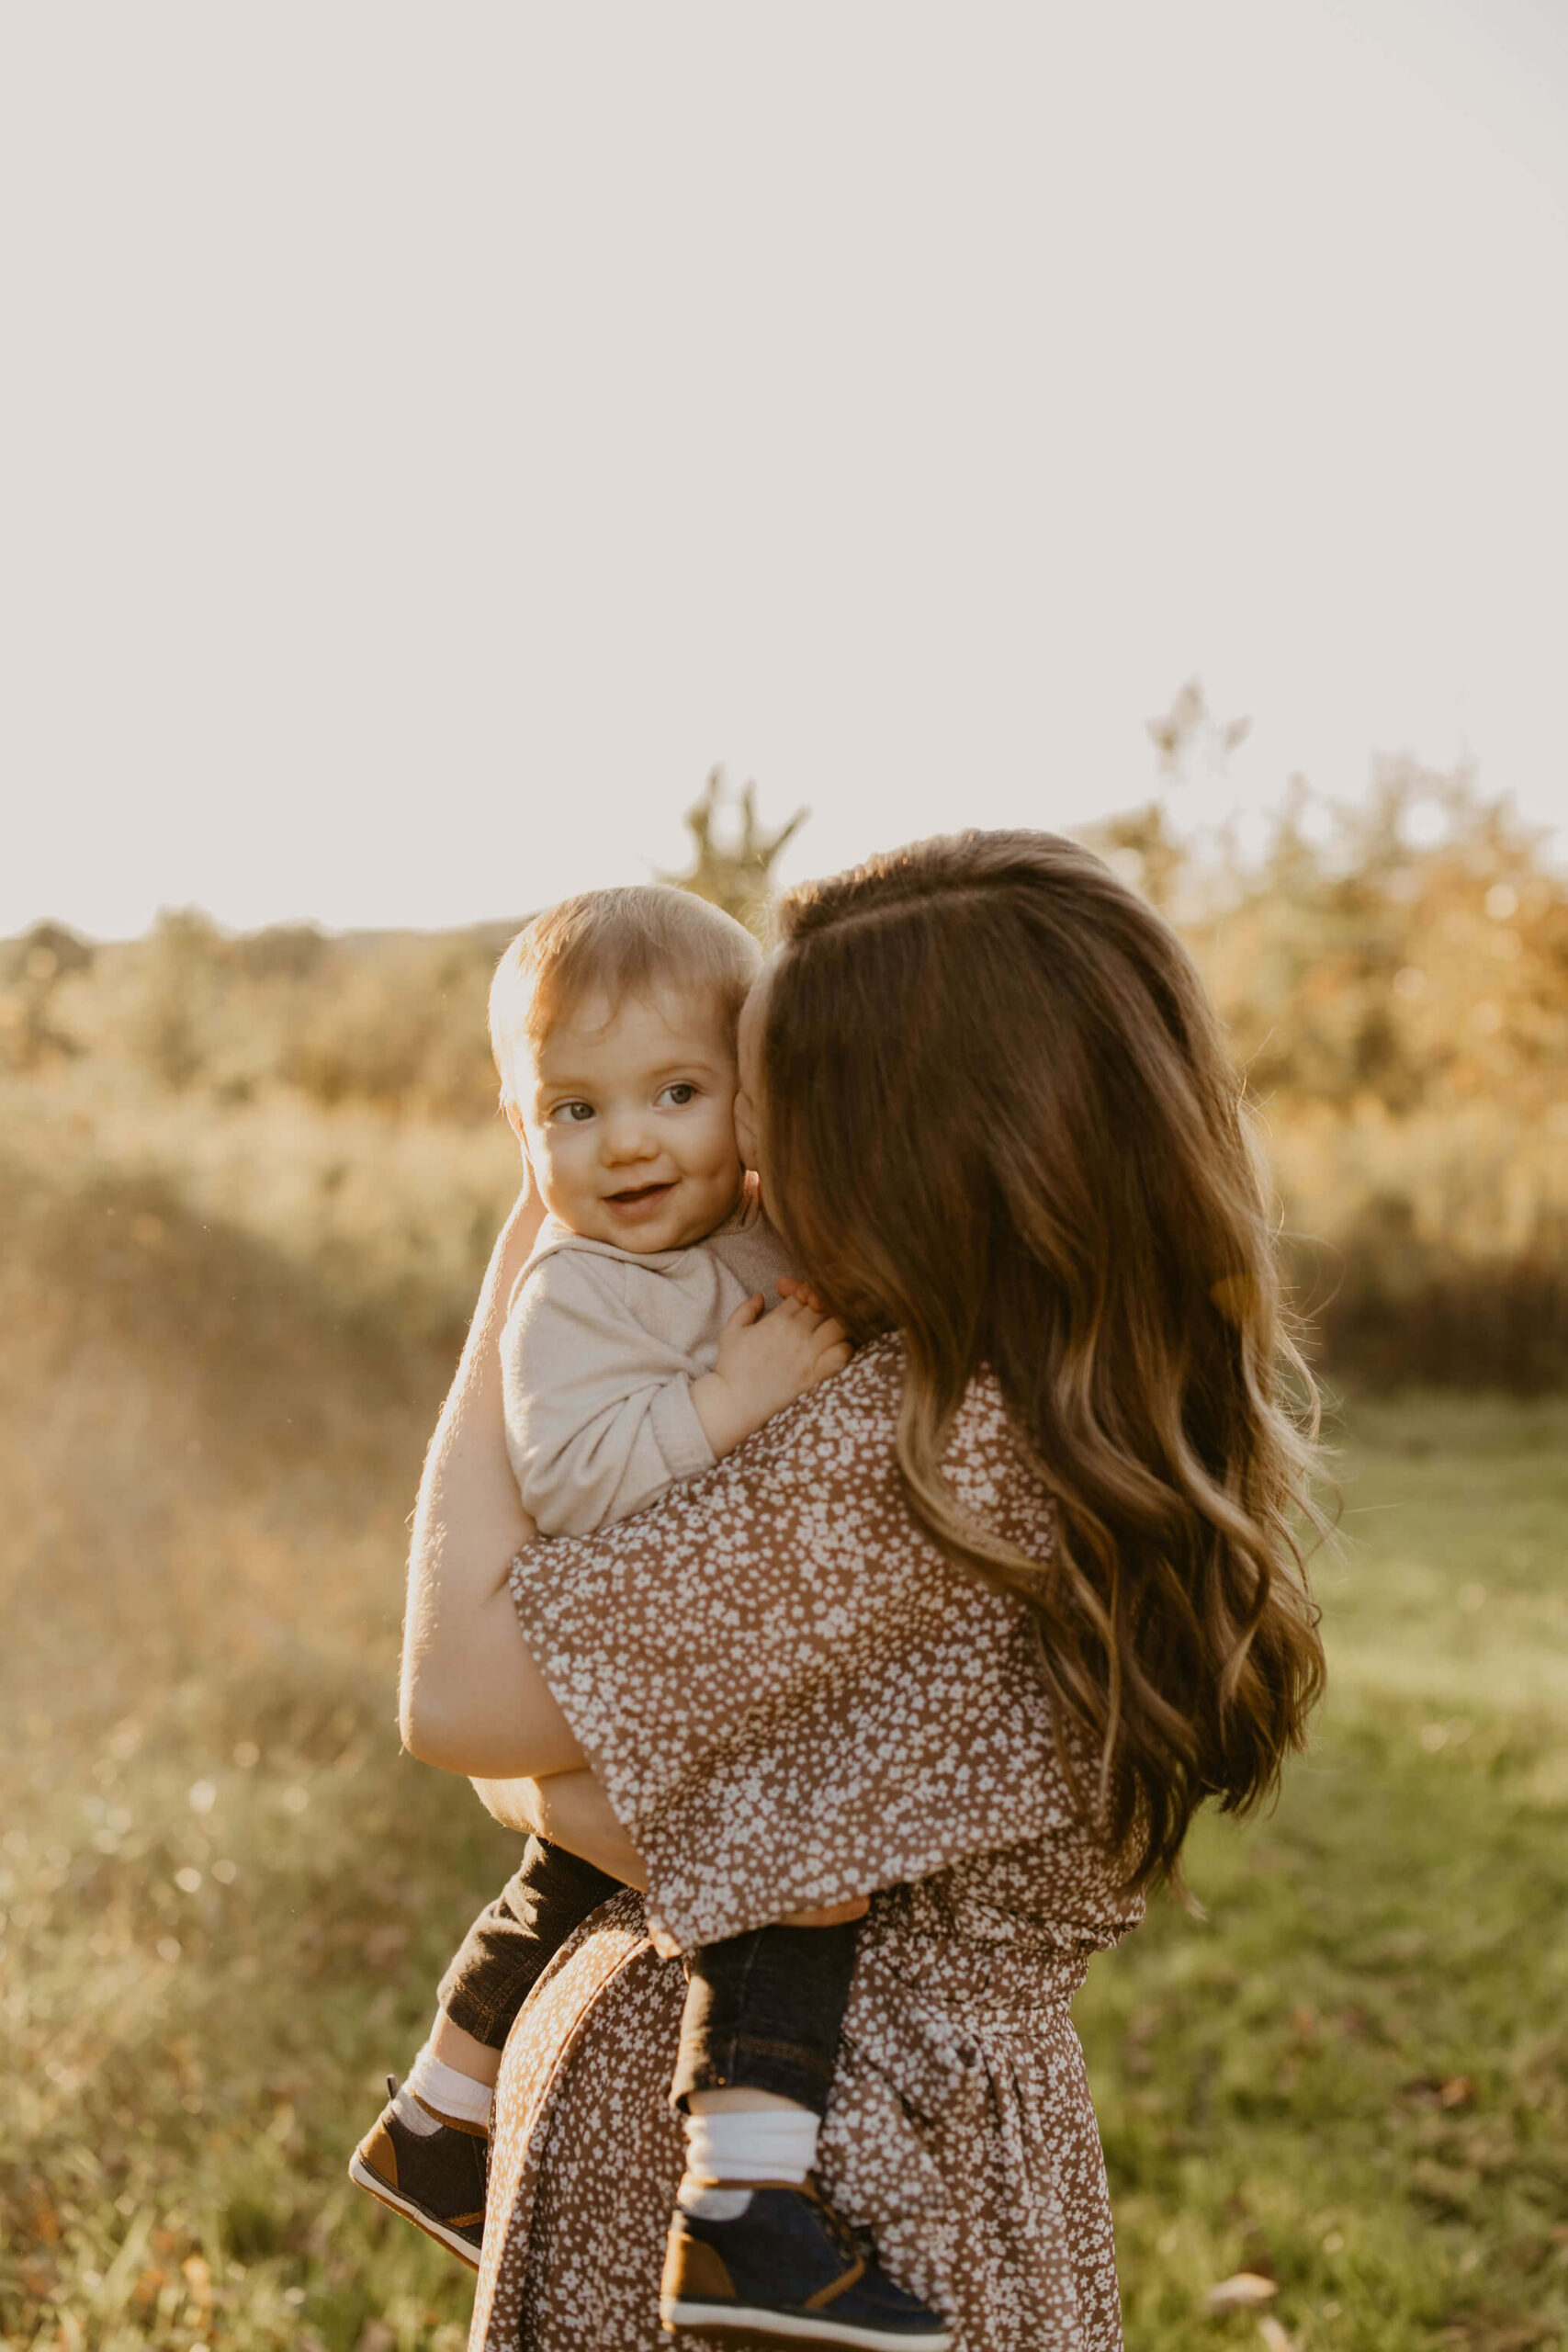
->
<box><xmin>759</xmin><ymin>830</ymin><xmax>1327</xmax><ymax>1895</ymax></box>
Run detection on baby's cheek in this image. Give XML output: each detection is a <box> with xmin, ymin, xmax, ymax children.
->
<box><xmin>707</xmin><ymin>1110</ymin><xmax>744</xmax><ymax>1176</ymax></box>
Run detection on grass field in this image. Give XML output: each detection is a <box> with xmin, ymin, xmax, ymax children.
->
<box><xmin>2</xmin><ymin>1157</ymin><xmax>1565</xmax><ymax>2352</ymax></box>
<box><xmin>1077</xmin><ymin>1392</ymin><xmax>1568</xmax><ymax>2352</ymax></box>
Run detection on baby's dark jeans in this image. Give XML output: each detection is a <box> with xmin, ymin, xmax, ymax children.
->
<box><xmin>436</xmin><ymin>1836</ymin><xmax>622</xmax><ymax>2047</ymax></box>
<box><xmin>436</xmin><ymin>1837</ymin><xmax>860</xmax><ymax>2121</ymax></box>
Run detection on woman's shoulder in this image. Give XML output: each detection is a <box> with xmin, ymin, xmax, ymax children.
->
<box><xmin>794</xmin><ymin>1329</ymin><xmax>1016</xmax><ymax>1426</ymax></box>
<box><xmin>800</xmin><ymin>1329</ymin><xmax>908</xmax><ymax>1422</ymax></box>
<box><xmin>767</xmin><ymin>1337</ymin><xmax>1052</xmax><ymax>1531</ymax></box>
<box><xmin>710</xmin><ymin>1333</ymin><xmax>907</xmax><ymax>1503</ymax></box>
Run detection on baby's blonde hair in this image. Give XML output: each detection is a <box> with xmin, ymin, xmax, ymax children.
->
<box><xmin>489</xmin><ymin>885</ymin><xmax>761</xmax><ymax>1102</ymax></box>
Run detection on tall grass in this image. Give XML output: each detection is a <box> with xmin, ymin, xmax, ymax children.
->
<box><xmin>3</xmin><ymin>1151</ymin><xmax>1565</xmax><ymax>2350</ymax></box>
<box><xmin>0</xmin><ymin>1157</ymin><xmax>510</xmax><ymax>2352</ymax></box>
<box><xmin>2</xmin><ymin>758</ymin><xmax>1565</xmax><ymax>2348</ymax></box>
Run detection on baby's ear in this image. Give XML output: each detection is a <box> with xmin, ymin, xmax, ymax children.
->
<box><xmin>502</xmin><ymin>1096</ymin><xmax>537</xmax><ymax>1190</ymax></box>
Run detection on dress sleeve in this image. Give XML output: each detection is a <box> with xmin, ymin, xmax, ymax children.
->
<box><xmin>501</xmin><ymin>1252</ymin><xmax>715</xmax><ymax>1537</ymax></box>
<box><xmin>508</xmin><ymin>1339</ymin><xmax>1076</xmax><ymax>1955</ymax></box>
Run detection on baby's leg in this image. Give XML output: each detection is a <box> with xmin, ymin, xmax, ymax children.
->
<box><xmin>671</xmin><ymin>1915</ymin><xmax>861</xmax><ymax>2160</ymax></box>
<box><xmin>350</xmin><ymin>1837</ymin><xmax>622</xmax><ymax>2266</ymax></box>
<box><xmin>432</xmin><ymin>1833</ymin><xmax>625</xmax><ymax>2089</ymax></box>
<box><xmin>662</xmin><ymin>1914</ymin><xmax>953</xmax><ymax>2346</ymax></box>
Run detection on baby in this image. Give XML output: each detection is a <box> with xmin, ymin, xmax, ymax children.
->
<box><xmin>352</xmin><ymin>886</ymin><xmax>951</xmax><ymax>2350</ymax></box>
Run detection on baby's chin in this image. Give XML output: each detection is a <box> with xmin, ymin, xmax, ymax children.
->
<box><xmin>663</xmin><ymin>1170</ymin><xmax>750</xmax><ymax>1247</ymax></box>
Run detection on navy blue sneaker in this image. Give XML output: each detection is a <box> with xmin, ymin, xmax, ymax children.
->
<box><xmin>660</xmin><ymin>2178</ymin><xmax>953</xmax><ymax>2348</ymax></box>
<box><xmin>348</xmin><ymin>2075</ymin><xmax>487</xmax><ymax>2269</ymax></box>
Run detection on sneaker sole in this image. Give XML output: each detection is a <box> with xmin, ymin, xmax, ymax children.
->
<box><xmin>347</xmin><ymin>2153</ymin><xmax>483</xmax><ymax>2272</ymax></box>
<box><xmin>660</xmin><ymin>2297</ymin><xmax>953</xmax><ymax>2350</ymax></box>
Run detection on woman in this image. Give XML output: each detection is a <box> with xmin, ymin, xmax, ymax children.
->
<box><xmin>400</xmin><ymin>831</ymin><xmax>1325</xmax><ymax>2350</ymax></box>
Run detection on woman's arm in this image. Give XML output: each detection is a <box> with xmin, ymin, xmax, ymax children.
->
<box><xmin>468</xmin><ymin>1775</ymin><xmax>862</xmax><ymax>1924</ymax></box>
<box><xmin>399</xmin><ymin>1191</ymin><xmax>590</xmax><ymax>1781</ymax></box>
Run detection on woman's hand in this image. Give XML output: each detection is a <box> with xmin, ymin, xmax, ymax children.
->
<box><xmin>780</xmin><ymin>1895</ymin><xmax>871</xmax><ymax>1927</ymax></box>
<box><xmin>472</xmin><ymin>1768</ymin><xmax>648</xmax><ymax>1890</ymax></box>
<box><xmin>400</xmin><ymin>1191</ymin><xmax>588</xmax><ymax>1781</ymax></box>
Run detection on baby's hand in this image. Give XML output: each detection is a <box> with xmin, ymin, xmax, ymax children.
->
<box><xmin>692</xmin><ymin>1291</ymin><xmax>852</xmax><ymax>1458</ymax></box>
<box><xmin>774</xmin><ymin>1274</ymin><xmax>830</xmax><ymax>1314</ymax></box>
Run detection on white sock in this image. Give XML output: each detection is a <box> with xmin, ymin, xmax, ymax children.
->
<box><xmin>680</xmin><ymin>2100</ymin><xmax>819</xmax><ymax>2195</ymax></box>
<box><xmin>400</xmin><ymin>2044</ymin><xmax>494</xmax><ymax>2132</ymax></box>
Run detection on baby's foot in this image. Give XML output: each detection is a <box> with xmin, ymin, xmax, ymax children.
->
<box><xmin>348</xmin><ymin>2075</ymin><xmax>488</xmax><ymax>2269</ymax></box>
<box><xmin>660</xmin><ymin>2177</ymin><xmax>953</xmax><ymax>2347</ymax></box>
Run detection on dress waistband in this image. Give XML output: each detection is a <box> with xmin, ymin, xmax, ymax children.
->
<box><xmin>861</xmin><ymin>1915</ymin><xmax>1093</xmax><ymax>2017</ymax></box>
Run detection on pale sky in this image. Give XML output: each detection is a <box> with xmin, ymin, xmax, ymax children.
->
<box><xmin>3</xmin><ymin>0</ymin><xmax>1565</xmax><ymax>940</ymax></box>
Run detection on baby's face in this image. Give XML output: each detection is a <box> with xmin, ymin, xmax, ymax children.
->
<box><xmin>511</xmin><ymin>990</ymin><xmax>745</xmax><ymax>1253</ymax></box>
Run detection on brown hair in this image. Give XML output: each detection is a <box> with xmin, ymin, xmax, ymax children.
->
<box><xmin>760</xmin><ymin>830</ymin><xmax>1326</xmax><ymax>1894</ymax></box>
<box><xmin>489</xmin><ymin>886</ymin><xmax>761</xmax><ymax>1101</ymax></box>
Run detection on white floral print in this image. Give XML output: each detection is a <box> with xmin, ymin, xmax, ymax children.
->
<box><xmin>472</xmin><ymin>1338</ymin><xmax>1143</xmax><ymax>2351</ymax></box>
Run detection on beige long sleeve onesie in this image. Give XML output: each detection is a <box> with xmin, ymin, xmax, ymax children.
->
<box><xmin>501</xmin><ymin>1187</ymin><xmax>795</xmax><ymax>1538</ymax></box>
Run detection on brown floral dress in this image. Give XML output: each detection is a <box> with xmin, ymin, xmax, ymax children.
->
<box><xmin>470</xmin><ymin>1337</ymin><xmax>1144</xmax><ymax>2352</ymax></box>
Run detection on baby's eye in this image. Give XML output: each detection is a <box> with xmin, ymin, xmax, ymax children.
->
<box><xmin>657</xmin><ymin>1082</ymin><xmax>699</xmax><ymax>1108</ymax></box>
<box><xmin>551</xmin><ymin>1101</ymin><xmax>595</xmax><ymax>1124</ymax></box>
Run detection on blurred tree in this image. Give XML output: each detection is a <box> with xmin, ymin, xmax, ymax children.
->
<box><xmin>1145</xmin><ymin>675</ymin><xmax>1250</xmax><ymax>778</ymax></box>
<box><xmin>1208</xmin><ymin>752</ymin><xmax>1568</xmax><ymax>1125</ymax></box>
<box><xmin>279</xmin><ymin>926</ymin><xmax>506</xmax><ymax>1117</ymax></box>
<box><xmin>1087</xmin><ymin>799</ymin><xmax>1185</xmax><ymax>911</ymax></box>
<box><xmin>1084</xmin><ymin>677</ymin><xmax>1251</xmax><ymax>910</ymax></box>
<box><xmin>0</xmin><ymin>921</ymin><xmax>94</xmax><ymax>1068</ymax></box>
<box><xmin>660</xmin><ymin>769</ymin><xmax>807</xmax><ymax>937</ymax></box>
<box><xmin>1074</xmin><ymin>721</ymin><xmax>1568</xmax><ymax>1378</ymax></box>
<box><xmin>231</xmin><ymin>922</ymin><xmax>329</xmax><ymax>981</ymax></box>
<box><xmin>127</xmin><ymin>909</ymin><xmax>233</xmax><ymax>1091</ymax></box>
<box><xmin>7</xmin><ymin>742</ymin><xmax>1560</xmax><ymax>1384</ymax></box>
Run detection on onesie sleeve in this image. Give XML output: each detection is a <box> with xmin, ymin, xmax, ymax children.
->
<box><xmin>501</xmin><ymin>1251</ymin><xmax>716</xmax><ymax>1537</ymax></box>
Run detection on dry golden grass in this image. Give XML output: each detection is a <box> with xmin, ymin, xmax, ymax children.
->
<box><xmin>0</xmin><ymin>1140</ymin><xmax>516</xmax><ymax>2352</ymax></box>
<box><xmin>2</xmin><ymin>763</ymin><xmax>1565</xmax><ymax>2346</ymax></box>
<box><xmin>3</xmin><ymin>1127</ymin><xmax>1565</xmax><ymax>2352</ymax></box>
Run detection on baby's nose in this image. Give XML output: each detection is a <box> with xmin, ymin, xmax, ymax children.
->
<box><xmin>600</xmin><ymin>1114</ymin><xmax>655</xmax><ymax>1162</ymax></box>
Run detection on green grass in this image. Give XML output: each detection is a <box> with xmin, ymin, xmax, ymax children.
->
<box><xmin>1075</xmin><ymin>1392</ymin><xmax>1568</xmax><ymax>2352</ymax></box>
<box><xmin>3</xmin><ymin>1272</ymin><xmax>1565</xmax><ymax>2349</ymax></box>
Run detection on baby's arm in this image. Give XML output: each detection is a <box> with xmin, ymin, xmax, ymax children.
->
<box><xmin>690</xmin><ymin>1289</ymin><xmax>851</xmax><ymax>1460</ymax></box>
<box><xmin>503</xmin><ymin>1253</ymin><xmax>718</xmax><ymax>1535</ymax></box>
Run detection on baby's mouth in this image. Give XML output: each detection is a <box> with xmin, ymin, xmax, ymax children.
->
<box><xmin>606</xmin><ymin>1181</ymin><xmax>674</xmax><ymax>1206</ymax></box>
